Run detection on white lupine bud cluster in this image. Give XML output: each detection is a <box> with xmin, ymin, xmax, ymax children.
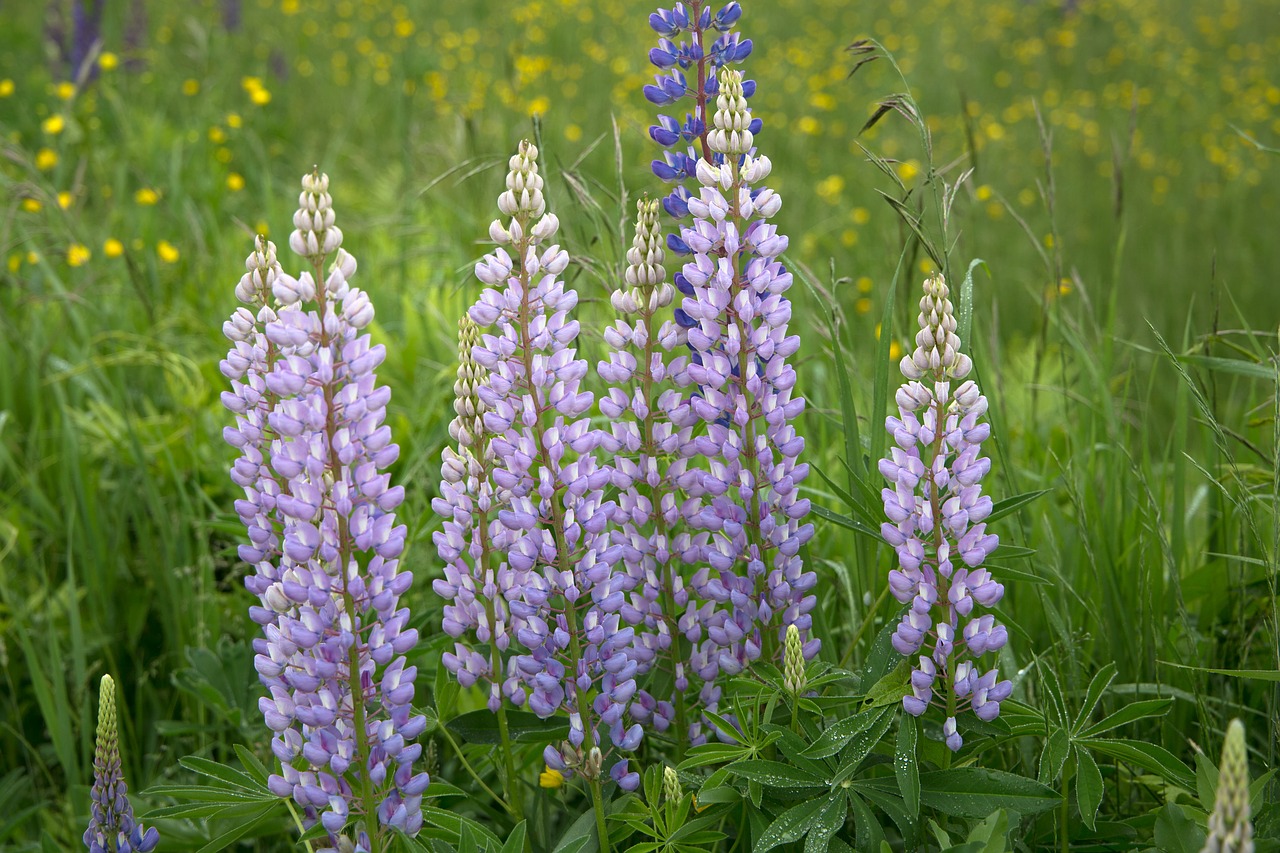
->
<box><xmin>900</xmin><ymin>274</ymin><xmax>973</xmax><ymax>381</ymax></box>
<box><xmin>289</xmin><ymin>170</ymin><xmax>343</xmax><ymax>260</ymax></box>
<box><xmin>490</xmin><ymin>141</ymin><xmax>559</xmax><ymax>246</ymax></box>
<box><xmin>449</xmin><ymin>316</ymin><xmax>487</xmax><ymax>450</ymax></box>
<box><xmin>234</xmin><ymin>236</ymin><xmax>282</xmax><ymax>305</ymax></box>
<box><xmin>708</xmin><ymin>68</ymin><xmax>754</xmax><ymax>156</ymax></box>
<box><xmin>612</xmin><ymin>198</ymin><xmax>674</xmax><ymax>315</ymax></box>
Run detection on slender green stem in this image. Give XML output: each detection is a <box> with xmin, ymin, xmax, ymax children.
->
<box><xmin>839</xmin><ymin>583</ymin><xmax>891</xmax><ymax>668</ymax></box>
<box><xmin>590</xmin><ymin>778</ymin><xmax>612</xmax><ymax>853</ymax></box>
<box><xmin>438</xmin><ymin>724</ymin><xmax>519</xmax><ymax>820</ymax></box>
<box><xmin>286</xmin><ymin>800</ymin><xmax>316</xmax><ymax>853</ymax></box>
<box><xmin>1060</xmin><ymin>766</ymin><xmax>1071</xmax><ymax>853</ymax></box>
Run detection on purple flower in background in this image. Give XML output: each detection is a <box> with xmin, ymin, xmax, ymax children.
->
<box><xmin>221</xmin><ymin>171</ymin><xmax>428</xmax><ymax>846</ymax></box>
<box><xmin>880</xmin><ymin>274</ymin><xmax>1011</xmax><ymax>750</ymax></box>
<box><xmin>672</xmin><ymin>67</ymin><xmax>817</xmax><ymax>743</ymax></box>
<box><xmin>460</xmin><ymin>140</ymin><xmax>640</xmax><ymax>791</ymax></box>
<box><xmin>84</xmin><ymin>675</ymin><xmax>159</xmax><ymax>853</ymax></box>
<box><xmin>598</xmin><ymin>199</ymin><xmax>690</xmax><ymax>740</ymax></box>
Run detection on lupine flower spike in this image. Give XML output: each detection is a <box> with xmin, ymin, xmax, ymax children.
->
<box><xmin>465</xmin><ymin>141</ymin><xmax>642</xmax><ymax>798</ymax></box>
<box><xmin>880</xmin><ymin>273</ymin><xmax>1011</xmax><ymax>751</ymax></box>
<box><xmin>673</xmin><ymin>66</ymin><xmax>817</xmax><ymax>742</ymax></box>
<box><xmin>599</xmin><ymin>198</ymin><xmax>691</xmax><ymax>746</ymax></box>
<box><xmin>84</xmin><ymin>675</ymin><xmax>159</xmax><ymax>853</ymax></box>
<box><xmin>221</xmin><ymin>171</ymin><xmax>428</xmax><ymax>850</ymax></box>
<box><xmin>1201</xmin><ymin>719</ymin><xmax>1253</xmax><ymax>853</ymax></box>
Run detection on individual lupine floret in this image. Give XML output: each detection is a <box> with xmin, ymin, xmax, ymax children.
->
<box><xmin>644</xmin><ymin>2</ymin><xmax>759</xmax><ymax>230</ymax></box>
<box><xmin>83</xmin><ymin>675</ymin><xmax>159</xmax><ymax>853</ymax></box>
<box><xmin>1201</xmin><ymin>719</ymin><xmax>1253</xmax><ymax>853</ymax></box>
<box><xmin>879</xmin><ymin>273</ymin><xmax>1011</xmax><ymax>751</ymax></box>
<box><xmin>672</xmin><ymin>67</ymin><xmax>818</xmax><ymax>742</ymax></box>
<box><xmin>465</xmin><ymin>140</ymin><xmax>641</xmax><ymax>794</ymax></box>
<box><xmin>598</xmin><ymin>198</ymin><xmax>692</xmax><ymax>743</ymax></box>
<box><xmin>221</xmin><ymin>171</ymin><xmax>428</xmax><ymax>849</ymax></box>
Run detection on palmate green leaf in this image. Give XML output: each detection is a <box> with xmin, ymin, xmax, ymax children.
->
<box><xmin>955</xmin><ymin>257</ymin><xmax>986</xmax><ymax>353</ymax></box>
<box><xmin>679</xmin><ymin>742</ymin><xmax>751</xmax><ymax>771</ymax></box>
<box><xmin>1072</xmin><ymin>662</ymin><xmax>1118</xmax><ymax>734</ymax></box>
<box><xmin>809</xmin><ymin>503</ymin><xmax>884</xmax><ymax>542</ymax></box>
<box><xmin>231</xmin><ymin>744</ymin><xmax>271</xmax><ymax>785</ymax></box>
<box><xmin>422</xmin><ymin>805</ymin><xmax>504</xmax><ymax>850</ymax></box>
<box><xmin>832</xmin><ymin>707</ymin><xmax>896</xmax><ymax>785</ymax></box>
<box><xmin>1075</xmin><ymin>745</ymin><xmax>1104</xmax><ymax>831</ymax></box>
<box><xmin>861</xmin><ymin>658</ymin><xmax>912</xmax><ymax>710</ymax></box>
<box><xmin>847</xmin><ymin>791</ymin><xmax>887</xmax><ymax>850</ymax></box>
<box><xmin>1036</xmin><ymin>728</ymin><xmax>1069</xmax><ymax>785</ymax></box>
<box><xmin>1079</xmin><ymin>698</ymin><xmax>1173</xmax><ymax>738</ymax></box>
<box><xmin>725</xmin><ymin>759</ymin><xmax>827</xmax><ymax>789</ymax></box>
<box><xmin>754</xmin><ymin>793</ymin><xmax>838</xmax><ymax>853</ymax></box>
<box><xmin>1077</xmin><ymin>737</ymin><xmax>1196</xmax><ymax>790</ymax></box>
<box><xmin>896</xmin><ymin>714</ymin><xmax>920</xmax><ymax>816</ymax></box>
<box><xmin>178</xmin><ymin>755</ymin><xmax>267</xmax><ymax>794</ymax></box>
<box><xmin>1153</xmin><ymin>803</ymin><xmax>1207</xmax><ymax>853</ymax></box>
<box><xmin>446</xmin><ymin>708</ymin><xmax>569</xmax><ymax>744</ymax></box>
<box><xmin>805</xmin><ymin>793</ymin><xmax>846</xmax><ymax>853</ymax></box>
<box><xmin>193</xmin><ymin>803</ymin><xmax>282</xmax><ymax>853</ymax></box>
<box><xmin>862</xmin><ymin>769</ymin><xmax>1058</xmax><ymax>818</ymax></box>
<box><xmin>803</xmin><ymin>705</ymin><xmax>887</xmax><ymax>759</ymax></box>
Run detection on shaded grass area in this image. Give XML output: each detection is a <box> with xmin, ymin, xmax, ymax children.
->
<box><xmin>0</xmin><ymin>0</ymin><xmax>1277</xmax><ymax>846</ymax></box>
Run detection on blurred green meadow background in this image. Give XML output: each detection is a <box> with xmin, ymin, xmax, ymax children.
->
<box><xmin>2</xmin><ymin>0</ymin><xmax>1279</xmax><ymax>846</ymax></box>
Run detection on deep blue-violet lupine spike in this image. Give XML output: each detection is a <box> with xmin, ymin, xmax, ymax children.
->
<box><xmin>462</xmin><ymin>141</ymin><xmax>641</xmax><ymax>792</ymax></box>
<box><xmin>221</xmin><ymin>172</ymin><xmax>428</xmax><ymax>848</ymax></box>
<box><xmin>672</xmin><ymin>67</ymin><xmax>818</xmax><ymax>744</ymax></box>
<box><xmin>644</xmin><ymin>1</ymin><xmax>758</xmax><ymax>247</ymax></box>
<box><xmin>879</xmin><ymin>274</ymin><xmax>1011</xmax><ymax>751</ymax></box>
<box><xmin>84</xmin><ymin>675</ymin><xmax>159</xmax><ymax>853</ymax></box>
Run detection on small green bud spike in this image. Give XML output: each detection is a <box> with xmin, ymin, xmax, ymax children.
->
<box><xmin>662</xmin><ymin>765</ymin><xmax>682</xmax><ymax>803</ymax></box>
<box><xmin>783</xmin><ymin>624</ymin><xmax>806</xmax><ymax>695</ymax></box>
<box><xmin>1201</xmin><ymin>719</ymin><xmax>1253</xmax><ymax>853</ymax></box>
<box><xmin>94</xmin><ymin>674</ymin><xmax>118</xmax><ymax>773</ymax></box>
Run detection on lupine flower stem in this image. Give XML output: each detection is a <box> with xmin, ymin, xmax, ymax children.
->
<box><xmin>590</xmin><ymin>777</ymin><xmax>611</xmax><ymax>853</ymax></box>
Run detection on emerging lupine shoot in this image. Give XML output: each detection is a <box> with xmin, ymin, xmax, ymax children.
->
<box><xmin>221</xmin><ymin>171</ymin><xmax>427</xmax><ymax>850</ymax></box>
<box><xmin>84</xmin><ymin>675</ymin><xmax>159</xmax><ymax>853</ymax></box>
<box><xmin>880</xmin><ymin>274</ymin><xmax>1010</xmax><ymax>751</ymax></box>
<box><xmin>1202</xmin><ymin>719</ymin><xmax>1253</xmax><ymax>853</ymax></box>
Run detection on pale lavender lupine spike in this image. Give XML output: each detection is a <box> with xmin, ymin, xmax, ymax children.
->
<box><xmin>671</xmin><ymin>66</ymin><xmax>817</xmax><ymax>744</ymax></box>
<box><xmin>222</xmin><ymin>172</ymin><xmax>428</xmax><ymax>847</ymax></box>
<box><xmin>881</xmin><ymin>273</ymin><xmax>1010</xmax><ymax>751</ymax></box>
<box><xmin>599</xmin><ymin>199</ymin><xmax>690</xmax><ymax>738</ymax></box>
<box><xmin>460</xmin><ymin>140</ymin><xmax>641</xmax><ymax>790</ymax></box>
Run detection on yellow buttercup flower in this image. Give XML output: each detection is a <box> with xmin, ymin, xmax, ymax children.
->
<box><xmin>227</xmin><ymin>173</ymin><xmax>245</xmax><ymax>192</ymax></box>
<box><xmin>889</xmin><ymin>340</ymin><xmax>903</xmax><ymax>361</ymax></box>
<box><xmin>855</xmin><ymin>298</ymin><xmax>872</xmax><ymax>315</ymax></box>
<box><xmin>208</xmin><ymin>126</ymin><xmax>226</xmax><ymax>144</ymax></box>
<box><xmin>21</xmin><ymin>198</ymin><xmax>42</xmax><ymax>213</ymax></box>
<box><xmin>157</xmin><ymin>241</ymin><xmax>180</xmax><ymax>263</ymax></box>
<box><xmin>183</xmin><ymin>79</ymin><xmax>200</xmax><ymax>96</ymax></box>
<box><xmin>851</xmin><ymin>207</ymin><xmax>870</xmax><ymax>225</ymax></box>
<box><xmin>43</xmin><ymin>114</ymin><xmax>66</xmax><ymax>135</ymax></box>
<box><xmin>896</xmin><ymin>160</ymin><xmax>921</xmax><ymax>182</ymax></box>
<box><xmin>0</xmin><ymin>79</ymin><xmax>13</xmax><ymax>97</ymax></box>
<box><xmin>99</xmin><ymin>52</ymin><xmax>119</xmax><ymax>71</ymax></box>
<box><xmin>856</xmin><ymin>276</ymin><xmax>873</xmax><ymax>293</ymax></box>
<box><xmin>7</xmin><ymin>253</ymin><xmax>21</xmax><ymax>273</ymax></box>
<box><xmin>135</xmin><ymin>188</ymin><xmax>160</xmax><ymax>205</ymax></box>
<box><xmin>55</xmin><ymin>81</ymin><xmax>76</xmax><ymax>100</ymax></box>
<box><xmin>250</xmin><ymin>87</ymin><xmax>271</xmax><ymax>106</ymax></box>
<box><xmin>58</xmin><ymin>191</ymin><xmax>73</xmax><ymax>209</ymax></box>
<box><xmin>104</xmin><ymin>238</ymin><xmax>124</xmax><ymax>258</ymax></box>
<box><xmin>67</xmin><ymin>244</ymin><xmax>91</xmax><ymax>267</ymax></box>
<box><xmin>35</xmin><ymin>148</ymin><xmax>58</xmax><ymax>170</ymax></box>
<box><xmin>538</xmin><ymin>766</ymin><xmax>564</xmax><ymax>789</ymax></box>
<box><xmin>226</xmin><ymin>113</ymin><xmax>243</xmax><ymax>129</ymax></box>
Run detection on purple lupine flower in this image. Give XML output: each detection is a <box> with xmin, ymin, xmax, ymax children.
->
<box><xmin>644</xmin><ymin>2</ymin><xmax>759</xmax><ymax>234</ymax></box>
<box><xmin>465</xmin><ymin>141</ymin><xmax>640</xmax><ymax>791</ymax></box>
<box><xmin>432</xmin><ymin>315</ymin><xmax>521</xmax><ymax>712</ymax></box>
<box><xmin>671</xmin><ymin>67</ymin><xmax>817</xmax><ymax>743</ymax></box>
<box><xmin>221</xmin><ymin>171</ymin><xmax>428</xmax><ymax>847</ymax></box>
<box><xmin>880</xmin><ymin>273</ymin><xmax>1011</xmax><ymax>751</ymax></box>
<box><xmin>598</xmin><ymin>199</ymin><xmax>689</xmax><ymax>739</ymax></box>
<box><xmin>84</xmin><ymin>675</ymin><xmax>159</xmax><ymax>853</ymax></box>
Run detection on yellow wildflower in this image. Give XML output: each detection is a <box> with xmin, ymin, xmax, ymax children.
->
<box><xmin>104</xmin><ymin>238</ymin><xmax>124</xmax><ymax>258</ymax></box>
<box><xmin>856</xmin><ymin>276</ymin><xmax>873</xmax><ymax>293</ymax></box>
<box><xmin>135</xmin><ymin>188</ymin><xmax>160</xmax><ymax>205</ymax></box>
<box><xmin>0</xmin><ymin>79</ymin><xmax>13</xmax><ymax>97</ymax></box>
<box><xmin>67</xmin><ymin>244</ymin><xmax>91</xmax><ymax>267</ymax></box>
<box><xmin>227</xmin><ymin>173</ymin><xmax>245</xmax><ymax>191</ymax></box>
<box><xmin>58</xmin><ymin>191</ymin><xmax>73</xmax><ymax>209</ymax></box>
<box><xmin>889</xmin><ymin>340</ymin><xmax>903</xmax><ymax>361</ymax></box>
<box><xmin>227</xmin><ymin>112</ymin><xmax>243</xmax><ymax>128</ymax></box>
<box><xmin>7</xmin><ymin>253</ymin><xmax>21</xmax><ymax>273</ymax></box>
<box><xmin>539</xmin><ymin>766</ymin><xmax>564</xmax><ymax>789</ymax></box>
<box><xmin>851</xmin><ymin>207</ymin><xmax>870</xmax><ymax>225</ymax></box>
<box><xmin>35</xmin><ymin>148</ymin><xmax>58</xmax><ymax>170</ymax></box>
<box><xmin>855</xmin><ymin>298</ymin><xmax>872</xmax><ymax>315</ymax></box>
<box><xmin>55</xmin><ymin>81</ymin><xmax>76</xmax><ymax>100</ymax></box>
<box><xmin>975</xmin><ymin>185</ymin><xmax>993</xmax><ymax>201</ymax></box>
<box><xmin>208</xmin><ymin>126</ymin><xmax>226</xmax><ymax>143</ymax></box>
<box><xmin>183</xmin><ymin>79</ymin><xmax>200</xmax><ymax>96</ymax></box>
<box><xmin>99</xmin><ymin>52</ymin><xmax>118</xmax><ymax>71</ymax></box>
<box><xmin>42</xmin><ymin>114</ymin><xmax>65</xmax><ymax>135</ymax></box>
<box><xmin>896</xmin><ymin>160</ymin><xmax>920</xmax><ymax>182</ymax></box>
<box><xmin>157</xmin><ymin>241</ymin><xmax>180</xmax><ymax>263</ymax></box>
<box><xmin>565</xmin><ymin>124</ymin><xmax>582</xmax><ymax>142</ymax></box>
<box><xmin>21</xmin><ymin>198</ymin><xmax>42</xmax><ymax>213</ymax></box>
<box><xmin>250</xmin><ymin>87</ymin><xmax>271</xmax><ymax>106</ymax></box>
<box><xmin>26</xmin><ymin>251</ymin><xmax>39</xmax><ymax>265</ymax></box>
